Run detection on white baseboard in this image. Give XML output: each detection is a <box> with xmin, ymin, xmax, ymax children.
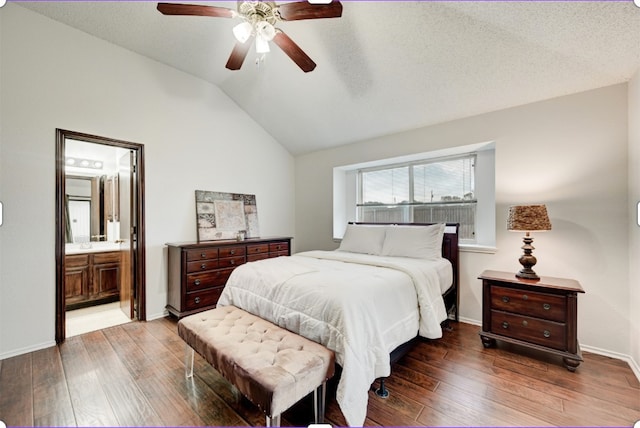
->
<box><xmin>0</xmin><ymin>340</ymin><xmax>56</xmax><ymax>361</ymax></box>
<box><xmin>456</xmin><ymin>318</ymin><xmax>640</xmax><ymax>382</ymax></box>
<box><xmin>145</xmin><ymin>308</ymin><xmax>170</xmax><ymax>322</ymax></box>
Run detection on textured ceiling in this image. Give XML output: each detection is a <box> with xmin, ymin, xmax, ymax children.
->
<box><xmin>16</xmin><ymin>1</ymin><xmax>640</xmax><ymax>155</ymax></box>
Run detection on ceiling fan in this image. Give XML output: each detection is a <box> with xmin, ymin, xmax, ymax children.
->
<box><xmin>157</xmin><ymin>1</ymin><xmax>343</xmax><ymax>72</ymax></box>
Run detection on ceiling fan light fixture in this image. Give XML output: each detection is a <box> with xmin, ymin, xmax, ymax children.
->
<box><xmin>255</xmin><ymin>35</ymin><xmax>271</xmax><ymax>53</ymax></box>
<box><xmin>255</xmin><ymin>20</ymin><xmax>276</xmax><ymax>41</ymax></box>
<box><xmin>232</xmin><ymin>21</ymin><xmax>253</xmax><ymax>43</ymax></box>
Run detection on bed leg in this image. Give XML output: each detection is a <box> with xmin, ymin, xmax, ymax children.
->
<box><xmin>442</xmin><ymin>318</ymin><xmax>454</xmax><ymax>332</ymax></box>
<box><xmin>185</xmin><ymin>345</ymin><xmax>194</xmax><ymax>379</ymax></box>
<box><xmin>375</xmin><ymin>378</ymin><xmax>389</xmax><ymax>398</ymax></box>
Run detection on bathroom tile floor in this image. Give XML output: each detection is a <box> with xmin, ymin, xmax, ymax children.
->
<box><xmin>66</xmin><ymin>302</ymin><xmax>131</xmax><ymax>338</ymax></box>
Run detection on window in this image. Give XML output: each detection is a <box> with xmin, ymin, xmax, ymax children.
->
<box><xmin>333</xmin><ymin>141</ymin><xmax>495</xmax><ymax>247</ymax></box>
<box><xmin>357</xmin><ymin>155</ymin><xmax>477</xmax><ymax>240</ymax></box>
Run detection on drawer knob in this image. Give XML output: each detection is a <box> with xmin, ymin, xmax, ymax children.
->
<box><xmin>502</xmin><ymin>321</ymin><xmax>509</xmax><ymax>329</ymax></box>
<box><xmin>201</xmin><ymin>263</ymin><xmax>206</xmax><ymax>270</ymax></box>
<box><xmin>502</xmin><ymin>296</ymin><xmax>510</xmax><ymax>303</ymax></box>
<box><xmin>200</xmin><ymin>253</ymin><xmax>206</xmax><ymax>258</ymax></box>
<box><xmin>194</xmin><ymin>297</ymin><xmax>201</xmax><ymax>304</ymax></box>
<box><xmin>194</xmin><ymin>279</ymin><xmax>201</xmax><ymax>286</ymax></box>
<box><xmin>230</xmin><ymin>250</ymin><xmax>235</xmax><ymax>255</ymax></box>
<box><xmin>522</xmin><ymin>294</ymin><xmax>529</xmax><ymax>301</ymax></box>
<box><xmin>543</xmin><ymin>303</ymin><xmax>551</xmax><ymax>310</ymax></box>
<box><xmin>543</xmin><ymin>330</ymin><xmax>551</xmax><ymax>338</ymax></box>
<box><xmin>230</xmin><ymin>259</ymin><xmax>235</xmax><ymax>265</ymax></box>
<box><xmin>522</xmin><ymin>320</ymin><xmax>528</xmax><ymax>327</ymax></box>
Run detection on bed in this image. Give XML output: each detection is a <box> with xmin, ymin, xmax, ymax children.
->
<box><xmin>217</xmin><ymin>222</ymin><xmax>459</xmax><ymax>427</ymax></box>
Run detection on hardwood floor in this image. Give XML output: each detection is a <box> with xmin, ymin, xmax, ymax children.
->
<box><xmin>1</xmin><ymin>318</ymin><xmax>638</xmax><ymax>426</ymax></box>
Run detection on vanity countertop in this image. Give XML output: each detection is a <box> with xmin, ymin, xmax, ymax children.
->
<box><xmin>65</xmin><ymin>242</ymin><xmax>122</xmax><ymax>255</ymax></box>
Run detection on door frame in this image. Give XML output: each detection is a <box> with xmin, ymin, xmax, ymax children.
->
<box><xmin>55</xmin><ymin>129</ymin><xmax>146</xmax><ymax>343</ymax></box>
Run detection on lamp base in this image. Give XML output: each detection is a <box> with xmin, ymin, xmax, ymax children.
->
<box><xmin>516</xmin><ymin>232</ymin><xmax>541</xmax><ymax>281</ymax></box>
<box><xmin>516</xmin><ymin>268</ymin><xmax>540</xmax><ymax>280</ymax></box>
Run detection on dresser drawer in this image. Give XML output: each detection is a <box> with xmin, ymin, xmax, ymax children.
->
<box><xmin>93</xmin><ymin>251</ymin><xmax>121</xmax><ymax>264</ymax></box>
<box><xmin>185</xmin><ymin>287</ymin><xmax>223</xmax><ymax>311</ymax></box>
<box><xmin>186</xmin><ymin>248</ymin><xmax>219</xmax><ymax>261</ymax></box>
<box><xmin>269</xmin><ymin>242</ymin><xmax>289</xmax><ymax>253</ymax></box>
<box><xmin>186</xmin><ymin>259</ymin><xmax>219</xmax><ymax>273</ymax></box>
<box><xmin>248</xmin><ymin>253</ymin><xmax>270</xmax><ymax>262</ymax></box>
<box><xmin>218</xmin><ymin>255</ymin><xmax>246</xmax><ymax>268</ymax></box>
<box><xmin>186</xmin><ymin>268</ymin><xmax>234</xmax><ymax>291</ymax></box>
<box><xmin>491</xmin><ymin>310</ymin><xmax>566</xmax><ymax>351</ymax></box>
<box><xmin>490</xmin><ymin>285</ymin><xmax>566</xmax><ymax>322</ymax></box>
<box><xmin>247</xmin><ymin>244</ymin><xmax>269</xmax><ymax>255</ymax></box>
<box><xmin>219</xmin><ymin>246</ymin><xmax>245</xmax><ymax>258</ymax></box>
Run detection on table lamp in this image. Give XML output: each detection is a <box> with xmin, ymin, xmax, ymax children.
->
<box><xmin>507</xmin><ymin>204</ymin><xmax>552</xmax><ymax>280</ymax></box>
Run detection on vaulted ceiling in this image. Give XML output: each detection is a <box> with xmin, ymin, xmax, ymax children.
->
<box><xmin>17</xmin><ymin>1</ymin><xmax>640</xmax><ymax>155</ymax></box>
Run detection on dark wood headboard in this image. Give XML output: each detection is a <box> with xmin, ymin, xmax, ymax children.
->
<box><xmin>351</xmin><ymin>222</ymin><xmax>460</xmax><ymax>321</ymax></box>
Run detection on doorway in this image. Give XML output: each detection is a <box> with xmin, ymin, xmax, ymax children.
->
<box><xmin>55</xmin><ymin>129</ymin><xmax>146</xmax><ymax>343</ymax></box>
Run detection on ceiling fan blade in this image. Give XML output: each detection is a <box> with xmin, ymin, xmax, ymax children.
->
<box><xmin>157</xmin><ymin>3</ymin><xmax>235</xmax><ymax>18</ymax></box>
<box><xmin>226</xmin><ymin>38</ymin><xmax>254</xmax><ymax>71</ymax></box>
<box><xmin>273</xmin><ymin>31</ymin><xmax>316</xmax><ymax>73</ymax></box>
<box><xmin>277</xmin><ymin>1</ymin><xmax>342</xmax><ymax>21</ymax></box>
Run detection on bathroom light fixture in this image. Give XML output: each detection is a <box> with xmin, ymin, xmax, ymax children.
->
<box><xmin>65</xmin><ymin>156</ymin><xmax>104</xmax><ymax>170</ymax></box>
<box><xmin>507</xmin><ymin>204</ymin><xmax>552</xmax><ymax>280</ymax></box>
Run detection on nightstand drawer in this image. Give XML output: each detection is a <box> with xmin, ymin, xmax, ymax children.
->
<box><xmin>490</xmin><ymin>285</ymin><xmax>566</xmax><ymax>322</ymax></box>
<box><xmin>491</xmin><ymin>310</ymin><xmax>566</xmax><ymax>351</ymax></box>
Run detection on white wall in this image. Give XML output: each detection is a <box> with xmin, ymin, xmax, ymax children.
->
<box><xmin>628</xmin><ymin>70</ymin><xmax>640</xmax><ymax>375</ymax></box>
<box><xmin>0</xmin><ymin>4</ymin><xmax>295</xmax><ymax>358</ymax></box>
<box><xmin>296</xmin><ymin>84</ymin><xmax>631</xmax><ymax>357</ymax></box>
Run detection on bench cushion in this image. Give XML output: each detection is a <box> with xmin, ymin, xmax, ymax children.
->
<box><xmin>178</xmin><ymin>306</ymin><xmax>335</xmax><ymax>417</ymax></box>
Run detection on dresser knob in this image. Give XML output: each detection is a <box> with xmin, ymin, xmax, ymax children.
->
<box><xmin>502</xmin><ymin>321</ymin><xmax>509</xmax><ymax>329</ymax></box>
<box><xmin>543</xmin><ymin>330</ymin><xmax>551</xmax><ymax>338</ymax></box>
<box><xmin>522</xmin><ymin>320</ymin><xmax>528</xmax><ymax>327</ymax></box>
<box><xmin>502</xmin><ymin>296</ymin><xmax>510</xmax><ymax>303</ymax></box>
<box><xmin>230</xmin><ymin>250</ymin><xmax>235</xmax><ymax>255</ymax></box>
<box><xmin>200</xmin><ymin>253</ymin><xmax>206</xmax><ymax>258</ymax></box>
<box><xmin>194</xmin><ymin>297</ymin><xmax>201</xmax><ymax>304</ymax></box>
<box><xmin>194</xmin><ymin>279</ymin><xmax>201</xmax><ymax>286</ymax></box>
<box><xmin>522</xmin><ymin>294</ymin><xmax>529</xmax><ymax>301</ymax></box>
<box><xmin>230</xmin><ymin>259</ymin><xmax>235</xmax><ymax>265</ymax></box>
<box><xmin>543</xmin><ymin>303</ymin><xmax>551</xmax><ymax>310</ymax></box>
<box><xmin>201</xmin><ymin>263</ymin><xmax>206</xmax><ymax>270</ymax></box>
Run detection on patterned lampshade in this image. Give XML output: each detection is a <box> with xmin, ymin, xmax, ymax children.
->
<box><xmin>507</xmin><ymin>205</ymin><xmax>552</xmax><ymax>232</ymax></box>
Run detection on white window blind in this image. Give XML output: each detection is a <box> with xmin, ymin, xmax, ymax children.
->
<box><xmin>357</xmin><ymin>155</ymin><xmax>477</xmax><ymax>240</ymax></box>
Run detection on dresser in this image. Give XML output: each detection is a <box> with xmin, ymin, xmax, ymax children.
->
<box><xmin>166</xmin><ymin>237</ymin><xmax>292</xmax><ymax>318</ymax></box>
<box><xmin>478</xmin><ymin>270</ymin><xmax>585</xmax><ymax>371</ymax></box>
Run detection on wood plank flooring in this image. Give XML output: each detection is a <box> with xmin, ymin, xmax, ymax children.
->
<box><xmin>1</xmin><ymin>318</ymin><xmax>638</xmax><ymax>426</ymax></box>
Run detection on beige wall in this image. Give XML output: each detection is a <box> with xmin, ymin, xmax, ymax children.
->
<box><xmin>296</xmin><ymin>84</ymin><xmax>631</xmax><ymax>358</ymax></box>
<box><xmin>0</xmin><ymin>4</ymin><xmax>295</xmax><ymax>358</ymax></box>
<box><xmin>628</xmin><ymin>70</ymin><xmax>640</xmax><ymax>374</ymax></box>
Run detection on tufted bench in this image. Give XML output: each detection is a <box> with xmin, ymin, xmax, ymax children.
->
<box><xmin>177</xmin><ymin>305</ymin><xmax>335</xmax><ymax>427</ymax></box>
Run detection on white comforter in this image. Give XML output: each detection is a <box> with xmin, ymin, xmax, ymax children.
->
<box><xmin>217</xmin><ymin>250</ymin><xmax>451</xmax><ymax>426</ymax></box>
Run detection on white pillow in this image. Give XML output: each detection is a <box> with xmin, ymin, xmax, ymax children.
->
<box><xmin>337</xmin><ymin>224</ymin><xmax>386</xmax><ymax>255</ymax></box>
<box><xmin>380</xmin><ymin>223</ymin><xmax>446</xmax><ymax>259</ymax></box>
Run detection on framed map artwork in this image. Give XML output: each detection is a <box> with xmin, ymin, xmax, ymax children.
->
<box><xmin>195</xmin><ymin>190</ymin><xmax>260</xmax><ymax>241</ymax></box>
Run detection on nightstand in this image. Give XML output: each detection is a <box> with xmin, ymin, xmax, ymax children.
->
<box><xmin>479</xmin><ymin>270</ymin><xmax>585</xmax><ymax>371</ymax></box>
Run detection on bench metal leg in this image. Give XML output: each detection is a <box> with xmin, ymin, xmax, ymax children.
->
<box><xmin>313</xmin><ymin>381</ymin><xmax>327</xmax><ymax>423</ymax></box>
<box><xmin>266</xmin><ymin>414</ymin><xmax>281</xmax><ymax>427</ymax></box>
<box><xmin>185</xmin><ymin>345</ymin><xmax>194</xmax><ymax>379</ymax></box>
